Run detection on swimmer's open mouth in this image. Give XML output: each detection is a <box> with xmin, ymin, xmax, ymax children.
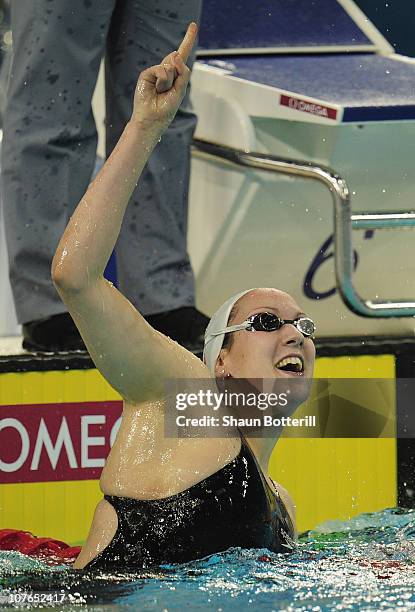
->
<box><xmin>274</xmin><ymin>355</ymin><xmax>304</xmax><ymax>375</ymax></box>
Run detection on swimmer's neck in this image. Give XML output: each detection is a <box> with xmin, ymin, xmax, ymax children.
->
<box><xmin>241</xmin><ymin>428</ymin><xmax>282</xmax><ymax>472</ymax></box>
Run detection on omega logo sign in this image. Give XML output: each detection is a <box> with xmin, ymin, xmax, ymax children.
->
<box><xmin>0</xmin><ymin>402</ymin><xmax>122</xmax><ymax>483</ymax></box>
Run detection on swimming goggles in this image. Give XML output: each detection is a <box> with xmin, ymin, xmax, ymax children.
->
<box><xmin>210</xmin><ymin>312</ymin><xmax>316</xmax><ymax>339</ymax></box>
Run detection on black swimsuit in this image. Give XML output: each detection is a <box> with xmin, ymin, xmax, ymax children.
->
<box><xmin>84</xmin><ymin>432</ymin><xmax>294</xmax><ymax>571</ymax></box>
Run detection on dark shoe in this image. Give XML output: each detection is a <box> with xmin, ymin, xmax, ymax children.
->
<box><xmin>145</xmin><ymin>306</ymin><xmax>209</xmax><ymax>355</ymax></box>
<box><xmin>22</xmin><ymin>312</ymin><xmax>87</xmax><ymax>353</ymax></box>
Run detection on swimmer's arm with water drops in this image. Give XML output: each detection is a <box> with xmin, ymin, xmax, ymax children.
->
<box><xmin>52</xmin><ymin>23</ymin><xmax>208</xmax><ymax>403</ymax></box>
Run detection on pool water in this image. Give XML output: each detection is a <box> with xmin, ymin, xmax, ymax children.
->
<box><xmin>1</xmin><ymin>508</ymin><xmax>415</xmax><ymax>610</ymax></box>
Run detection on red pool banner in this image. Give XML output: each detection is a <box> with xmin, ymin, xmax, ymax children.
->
<box><xmin>0</xmin><ymin>402</ymin><xmax>123</xmax><ymax>483</ymax></box>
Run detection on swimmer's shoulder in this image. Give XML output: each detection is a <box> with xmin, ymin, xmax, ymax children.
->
<box><xmin>151</xmin><ymin>330</ymin><xmax>212</xmax><ymax>378</ymax></box>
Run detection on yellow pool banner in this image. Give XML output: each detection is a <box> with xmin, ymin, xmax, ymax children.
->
<box><xmin>271</xmin><ymin>354</ymin><xmax>396</xmax><ymax>533</ymax></box>
<box><xmin>0</xmin><ymin>354</ymin><xmax>396</xmax><ymax>543</ymax></box>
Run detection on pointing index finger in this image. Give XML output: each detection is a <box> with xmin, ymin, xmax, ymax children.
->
<box><xmin>177</xmin><ymin>22</ymin><xmax>198</xmax><ymax>64</ymax></box>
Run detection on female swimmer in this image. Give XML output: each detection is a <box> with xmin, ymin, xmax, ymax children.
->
<box><xmin>51</xmin><ymin>23</ymin><xmax>316</xmax><ymax>570</ymax></box>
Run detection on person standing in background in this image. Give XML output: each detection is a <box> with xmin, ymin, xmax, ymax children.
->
<box><xmin>1</xmin><ymin>0</ymin><xmax>207</xmax><ymax>353</ymax></box>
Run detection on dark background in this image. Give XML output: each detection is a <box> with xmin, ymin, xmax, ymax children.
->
<box><xmin>1</xmin><ymin>2</ymin><xmax>415</xmax><ymax>59</ymax></box>
<box><xmin>354</xmin><ymin>0</ymin><xmax>415</xmax><ymax>56</ymax></box>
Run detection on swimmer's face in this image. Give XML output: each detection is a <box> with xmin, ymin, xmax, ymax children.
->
<box><xmin>215</xmin><ymin>288</ymin><xmax>315</xmax><ymax>406</ymax></box>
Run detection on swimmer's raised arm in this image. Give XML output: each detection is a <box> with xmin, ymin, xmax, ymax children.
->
<box><xmin>52</xmin><ymin>23</ymin><xmax>209</xmax><ymax>403</ymax></box>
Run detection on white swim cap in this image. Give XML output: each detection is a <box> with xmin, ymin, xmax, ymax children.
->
<box><xmin>203</xmin><ymin>288</ymin><xmax>258</xmax><ymax>374</ymax></box>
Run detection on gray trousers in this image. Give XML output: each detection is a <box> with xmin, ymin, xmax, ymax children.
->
<box><xmin>1</xmin><ymin>0</ymin><xmax>202</xmax><ymax>324</ymax></box>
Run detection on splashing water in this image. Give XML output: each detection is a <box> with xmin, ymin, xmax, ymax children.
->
<box><xmin>1</xmin><ymin>509</ymin><xmax>415</xmax><ymax>610</ymax></box>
